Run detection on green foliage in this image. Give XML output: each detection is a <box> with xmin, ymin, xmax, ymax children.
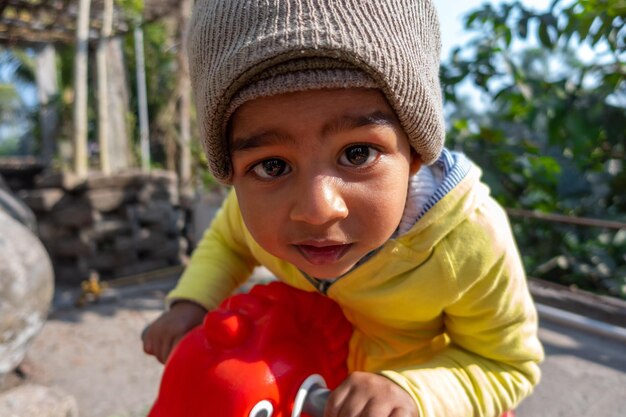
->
<box><xmin>192</xmin><ymin>138</ymin><xmax>223</xmax><ymax>191</ymax></box>
<box><xmin>115</xmin><ymin>0</ymin><xmax>144</xmax><ymax>23</ymax></box>
<box><xmin>442</xmin><ymin>0</ymin><xmax>626</xmax><ymax>298</ymax></box>
<box><xmin>0</xmin><ymin>48</ymin><xmax>37</xmax><ymax>155</ymax></box>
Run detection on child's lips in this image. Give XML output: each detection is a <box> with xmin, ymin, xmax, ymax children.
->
<box><xmin>294</xmin><ymin>243</ymin><xmax>353</xmax><ymax>265</ymax></box>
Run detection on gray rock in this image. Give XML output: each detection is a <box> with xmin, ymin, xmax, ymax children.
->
<box><xmin>18</xmin><ymin>188</ymin><xmax>65</xmax><ymax>212</ymax></box>
<box><xmin>0</xmin><ymin>188</ymin><xmax>37</xmax><ymax>232</ymax></box>
<box><xmin>37</xmin><ymin>220</ymin><xmax>74</xmax><ymax>242</ymax></box>
<box><xmin>85</xmin><ymin>187</ymin><xmax>133</xmax><ymax>212</ymax></box>
<box><xmin>0</xmin><ymin>384</ymin><xmax>78</xmax><ymax>417</ymax></box>
<box><xmin>50</xmin><ymin>201</ymin><xmax>99</xmax><ymax>228</ymax></box>
<box><xmin>35</xmin><ymin>171</ymin><xmax>83</xmax><ymax>191</ymax></box>
<box><xmin>0</xmin><ymin>211</ymin><xmax>54</xmax><ymax>375</ymax></box>
<box><xmin>46</xmin><ymin>236</ymin><xmax>95</xmax><ymax>258</ymax></box>
<box><xmin>0</xmin><ymin>174</ymin><xmax>8</xmax><ymax>191</ymax></box>
<box><xmin>84</xmin><ymin>219</ymin><xmax>133</xmax><ymax>241</ymax></box>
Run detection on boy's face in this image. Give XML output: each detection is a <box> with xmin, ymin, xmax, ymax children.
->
<box><xmin>230</xmin><ymin>88</ymin><xmax>421</xmax><ymax>279</ymax></box>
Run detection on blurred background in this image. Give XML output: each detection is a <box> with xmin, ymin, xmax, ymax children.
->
<box><xmin>0</xmin><ymin>0</ymin><xmax>624</xmax><ymax>416</ymax></box>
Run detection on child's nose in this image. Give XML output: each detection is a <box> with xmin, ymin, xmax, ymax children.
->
<box><xmin>289</xmin><ymin>175</ymin><xmax>348</xmax><ymax>225</ymax></box>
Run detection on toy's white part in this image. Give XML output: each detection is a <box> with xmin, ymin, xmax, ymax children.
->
<box><xmin>249</xmin><ymin>399</ymin><xmax>274</xmax><ymax>417</ymax></box>
<box><xmin>292</xmin><ymin>374</ymin><xmax>327</xmax><ymax>417</ymax></box>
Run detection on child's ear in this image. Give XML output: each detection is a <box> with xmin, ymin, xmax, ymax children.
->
<box><xmin>409</xmin><ymin>149</ymin><xmax>422</xmax><ymax>175</ymax></box>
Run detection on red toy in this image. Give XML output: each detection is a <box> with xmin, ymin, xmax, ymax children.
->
<box><xmin>148</xmin><ymin>282</ymin><xmax>353</xmax><ymax>417</ymax></box>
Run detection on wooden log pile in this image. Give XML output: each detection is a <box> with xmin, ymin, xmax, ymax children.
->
<box><xmin>18</xmin><ymin>170</ymin><xmax>187</xmax><ymax>284</ymax></box>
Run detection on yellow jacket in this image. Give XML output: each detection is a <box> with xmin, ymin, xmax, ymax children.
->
<box><xmin>169</xmin><ymin>155</ymin><xmax>543</xmax><ymax>417</ymax></box>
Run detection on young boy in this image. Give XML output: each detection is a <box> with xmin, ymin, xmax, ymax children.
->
<box><xmin>142</xmin><ymin>1</ymin><xmax>544</xmax><ymax>416</ymax></box>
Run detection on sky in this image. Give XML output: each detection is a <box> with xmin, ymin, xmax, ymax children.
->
<box><xmin>435</xmin><ymin>0</ymin><xmax>558</xmax><ymax>110</ymax></box>
<box><xmin>437</xmin><ymin>0</ymin><xmax>550</xmax><ymax>59</ymax></box>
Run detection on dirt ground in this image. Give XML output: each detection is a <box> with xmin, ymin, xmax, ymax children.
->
<box><xmin>8</xmin><ymin>278</ymin><xmax>173</xmax><ymax>417</ymax></box>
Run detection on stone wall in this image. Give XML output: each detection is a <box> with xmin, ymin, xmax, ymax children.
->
<box><xmin>18</xmin><ymin>170</ymin><xmax>187</xmax><ymax>284</ymax></box>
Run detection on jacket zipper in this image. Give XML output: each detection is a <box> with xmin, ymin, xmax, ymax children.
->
<box><xmin>301</xmin><ymin>272</ymin><xmax>331</xmax><ymax>295</ymax></box>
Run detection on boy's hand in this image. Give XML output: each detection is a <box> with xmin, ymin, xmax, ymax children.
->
<box><xmin>325</xmin><ymin>372</ymin><xmax>418</xmax><ymax>417</ymax></box>
<box><xmin>142</xmin><ymin>300</ymin><xmax>207</xmax><ymax>364</ymax></box>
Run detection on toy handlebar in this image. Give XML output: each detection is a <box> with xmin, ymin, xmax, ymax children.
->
<box><xmin>302</xmin><ymin>384</ymin><xmax>331</xmax><ymax>417</ymax></box>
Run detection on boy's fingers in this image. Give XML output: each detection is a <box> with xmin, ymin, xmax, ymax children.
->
<box><xmin>143</xmin><ymin>338</ymin><xmax>153</xmax><ymax>355</ymax></box>
<box><xmin>161</xmin><ymin>334</ymin><xmax>184</xmax><ymax>364</ymax></box>
<box><xmin>153</xmin><ymin>334</ymin><xmax>165</xmax><ymax>363</ymax></box>
<box><xmin>172</xmin><ymin>334</ymin><xmax>184</xmax><ymax>349</ymax></box>
<box><xmin>163</xmin><ymin>341</ymin><xmax>174</xmax><ymax>364</ymax></box>
<box><xmin>324</xmin><ymin>390</ymin><xmax>347</xmax><ymax>417</ymax></box>
<box><xmin>140</xmin><ymin>324</ymin><xmax>151</xmax><ymax>341</ymax></box>
<box><xmin>141</xmin><ymin>326</ymin><xmax>152</xmax><ymax>352</ymax></box>
<box><xmin>160</xmin><ymin>334</ymin><xmax>180</xmax><ymax>364</ymax></box>
<box><xmin>389</xmin><ymin>409</ymin><xmax>412</xmax><ymax>417</ymax></box>
<box><xmin>158</xmin><ymin>339</ymin><xmax>171</xmax><ymax>364</ymax></box>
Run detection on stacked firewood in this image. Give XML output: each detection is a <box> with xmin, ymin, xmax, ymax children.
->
<box><xmin>19</xmin><ymin>170</ymin><xmax>187</xmax><ymax>284</ymax></box>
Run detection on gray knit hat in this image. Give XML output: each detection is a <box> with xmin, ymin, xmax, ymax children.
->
<box><xmin>188</xmin><ymin>0</ymin><xmax>444</xmax><ymax>184</ymax></box>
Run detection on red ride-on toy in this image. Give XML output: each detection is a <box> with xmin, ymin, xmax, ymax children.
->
<box><xmin>148</xmin><ymin>282</ymin><xmax>352</xmax><ymax>417</ymax></box>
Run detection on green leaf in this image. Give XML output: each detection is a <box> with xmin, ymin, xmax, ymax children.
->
<box><xmin>465</xmin><ymin>11</ymin><xmax>480</xmax><ymax>29</ymax></box>
<box><xmin>453</xmin><ymin>118</ymin><xmax>469</xmax><ymax>131</ymax></box>
<box><xmin>538</xmin><ymin>21</ymin><xmax>554</xmax><ymax>48</ymax></box>
<box><xmin>577</xmin><ymin>15</ymin><xmax>596</xmax><ymax>41</ymax></box>
<box><xmin>561</xmin><ymin>10</ymin><xmax>577</xmax><ymax>43</ymax></box>
<box><xmin>518</xmin><ymin>15</ymin><xmax>529</xmax><ymax>39</ymax></box>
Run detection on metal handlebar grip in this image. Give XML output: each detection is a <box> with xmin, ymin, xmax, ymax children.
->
<box><xmin>302</xmin><ymin>385</ymin><xmax>330</xmax><ymax>417</ymax></box>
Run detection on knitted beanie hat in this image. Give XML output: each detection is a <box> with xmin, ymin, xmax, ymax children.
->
<box><xmin>188</xmin><ymin>0</ymin><xmax>444</xmax><ymax>184</ymax></box>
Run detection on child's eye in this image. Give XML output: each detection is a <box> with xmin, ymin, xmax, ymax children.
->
<box><xmin>339</xmin><ymin>145</ymin><xmax>379</xmax><ymax>167</ymax></box>
<box><xmin>251</xmin><ymin>158</ymin><xmax>291</xmax><ymax>179</ymax></box>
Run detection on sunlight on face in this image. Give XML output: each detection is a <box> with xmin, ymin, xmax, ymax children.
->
<box><xmin>229</xmin><ymin>88</ymin><xmax>420</xmax><ymax>279</ymax></box>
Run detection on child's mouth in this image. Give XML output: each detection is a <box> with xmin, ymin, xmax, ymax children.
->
<box><xmin>295</xmin><ymin>243</ymin><xmax>353</xmax><ymax>265</ymax></box>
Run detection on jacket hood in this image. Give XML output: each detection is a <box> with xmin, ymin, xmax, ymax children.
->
<box><xmin>395</xmin><ymin>152</ymin><xmax>489</xmax><ymax>254</ymax></box>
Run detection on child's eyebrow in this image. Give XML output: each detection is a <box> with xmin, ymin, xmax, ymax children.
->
<box><xmin>231</xmin><ymin>131</ymin><xmax>296</xmax><ymax>153</ymax></box>
<box><xmin>322</xmin><ymin>111</ymin><xmax>397</xmax><ymax>137</ymax></box>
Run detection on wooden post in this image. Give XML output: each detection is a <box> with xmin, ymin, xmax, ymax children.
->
<box><xmin>179</xmin><ymin>0</ymin><xmax>193</xmax><ymax>196</ymax></box>
<box><xmin>97</xmin><ymin>0</ymin><xmax>113</xmax><ymax>174</ymax></box>
<box><xmin>134</xmin><ymin>25</ymin><xmax>151</xmax><ymax>172</ymax></box>
<box><xmin>106</xmin><ymin>37</ymin><xmax>133</xmax><ymax>172</ymax></box>
<box><xmin>35</xmin><ymin>44</ymin><xmax>59</xmax><ymax>167</ymax></box>
<box><xmin>73</xmin><ymin>0</ymin><xmax>92</xmax><ymax>178</ymax></box>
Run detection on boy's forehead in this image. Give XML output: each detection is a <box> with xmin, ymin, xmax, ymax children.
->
<box><xmin>230</xmin><ymin>109</ymin><xmax>400</xmax><ymax>152</ymax></box>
